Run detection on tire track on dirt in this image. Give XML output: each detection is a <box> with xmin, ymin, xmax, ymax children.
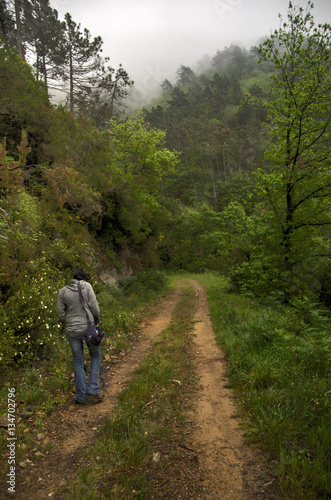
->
<box><xmin>13</xmin><ymin>287</ymin><xmax>181</xmax><ymax>500</ymax></box>
<box><xmin>186</xmin><ymin>280</ymin><xmax>276</xmax><ymax>499</ymax></box>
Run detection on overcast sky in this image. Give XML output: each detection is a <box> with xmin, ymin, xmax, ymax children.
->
<box><xmin>49</xmin><ymin>0</ymin><xmax>330</xmax><ymax>107</ymax></box>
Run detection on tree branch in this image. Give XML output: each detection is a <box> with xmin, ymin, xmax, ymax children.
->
<box><xmin>265</xmin><ymin>186</ymin><xmax>285</xmax><ymax>231</ymax></box>
<box><xmin>0</xmin><ymin>163</ymin><xmax>22</xmax><ymax>171</ymax></box>
<box><xmin>293</xmin><ymin>183</ymin><xmax>331</xmax><ymax>210</ymax></box>
<box><xmin>292</xmin><ymin>221</ymin><xmax>331</xmax><ymax>230</ymax></box>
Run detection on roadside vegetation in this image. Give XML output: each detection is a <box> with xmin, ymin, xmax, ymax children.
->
<box><xmin>193</xmin><ymin>273</ymin><xmax>331</xmax><ymax>500</ymax></box>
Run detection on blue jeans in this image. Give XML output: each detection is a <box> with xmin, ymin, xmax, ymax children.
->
<box><xmin>68</xmin><ymin>331</ymin><xmax>101</xmax><ymax>403</ymax></box>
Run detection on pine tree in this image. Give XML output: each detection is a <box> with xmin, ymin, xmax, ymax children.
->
<box><xmin>176</xmin><ymin>64</ymin><xmax>196</xmax><ymax>86</ymax></box>
<box><xmin>22</xmin><ymin>0</ymin><xmax>65</xmax><ymax>95</ymax></box>
<box><xmin>0</xmin><ymin>0</ymin><xmax>15</xmax><ymax>47</ymax></box>
<box><xmin>96</xmin><ymin>64</ymin><xmax>134</xmax><ymax>120</ymax></box>
<box><xmin>61</xmin><ymin>13</ymin><xmax>103</xmax><ymax>114</ymax></box>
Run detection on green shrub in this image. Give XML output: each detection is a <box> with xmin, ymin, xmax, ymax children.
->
<box><xmin>0</xmin><ymin>258</ymin><xmax>63</xmax><ymax>369</ymax></box>
<box><xmin>119</xmin><ymin>270</ymin><xmax>168</xmax><ymax>298</ymax></box>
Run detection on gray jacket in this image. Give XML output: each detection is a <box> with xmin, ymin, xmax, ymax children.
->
<box><xmin>57</xmin><ymin>279</ymin><xmax>100</xmax><ymax>333</ymax></box>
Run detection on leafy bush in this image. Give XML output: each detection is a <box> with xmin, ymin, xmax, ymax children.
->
<box><xmin>162</xmin><ymin>203</ymin><xmax>261</xmax><ymax>274</ymax></box>
<box><xmin>119</xmin><ymin>270</ymin><xmax>168</xmax><ymax>297</ymax></box>
<box><xmin>0</xmin><ymin>259</ymin><xmax>63</xmax><ymax>369</ymax></box>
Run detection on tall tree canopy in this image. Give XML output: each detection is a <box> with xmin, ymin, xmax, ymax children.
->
<box><xmin>256</xmin><ymin>1</ymin><xmax>331</xmax><ymax>298</ymax></box>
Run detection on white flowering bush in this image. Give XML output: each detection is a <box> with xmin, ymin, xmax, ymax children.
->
<box><xmin>0</xmin><ymin>259</ymin><xmax>63</xmax><ymax>368</ymax></box>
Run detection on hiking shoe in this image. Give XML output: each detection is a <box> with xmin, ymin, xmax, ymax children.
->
<box><xmin>75</xmin><ymin>399</ymin><xmax>86</xmax><ymax>405</ymax></box>
<box><xmin>87</xmin><ymin>393</ymin><xmax>105</xmax><ymax>404</ymax></box>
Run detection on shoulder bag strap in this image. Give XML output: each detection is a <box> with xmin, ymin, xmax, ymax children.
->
<box><xmin>77</xmin><ymin>281</ymin><xmax>92</xmax><ymax>325</ymax></box>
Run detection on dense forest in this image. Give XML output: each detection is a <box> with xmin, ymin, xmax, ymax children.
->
<box><xmin>143</xmin><ymin>14</ymin><xmax>331</xmax><ymax>305</ymax></box>
<box><xmin>0</xmin><ymin>0</ymin><xmax>331</xmax><ymax>363</ymax></box>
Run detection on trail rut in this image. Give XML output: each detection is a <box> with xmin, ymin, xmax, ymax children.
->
<box><xmin>185</xmin><ymin>280</ymin><xmax>275</xmax><ymax>499</ymax></box>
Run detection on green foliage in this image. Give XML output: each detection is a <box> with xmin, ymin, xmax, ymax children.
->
<box><xmin>161</xmin><ymin>202</ymin><xmax>261</xmax><ymax>275</ymax></box>
<box><xmin>0</xmin><ymin>186</ymin><xmax>102</xmax><ymax>370</ymax></box>
<box><xmin>0</xmin><ymin>47</ymin><xmax>179</xmax><ymax>372</ymax></box>
<box><xmin>0</xmin><ymin>189</ymin><xmax>93</xmax><ymax>291</ymax></box>
<box><xmin>139</xmin><ymin>4</ymin><xmax>331</xmax><ymax>304</ymax></box>
<box><xmin>143</xmin><ymin>45</ymin><xmax>265</xmax><ymax>209</ymax></box>
<box><xmin>41</xmin><ymin>161</ymin><xmax>102</xmax><ymax>219</ymax></box>
<box><xmin>242</xmin><ymin>69</ymin><xmax>273</xmax><ymax>95</ymax></box>
<box><xmin>109</xmin><ymin>114</ymin><xmax>178</xmax><ymax>181</ymax></box>
<box><xmin>0</xmin><ymin>44</ymin><xmax>52</xmax><ymax>162</ymax></box>
<box><xmin>0</xmin><ymin>258</ymin><xmax>63</xmax><ymax>368</ymax></box>
<box><xmin>118</xmin><ymin>269</ymin><xmax>168</xmax><ymax>296</ymax></box>
<box><xmin>93</xmin><ymin>116</ymin><xmax>179</xmax><ymax>261</ymax></box>
<box><xmin>98</xmin><ymin>270</ymin><xmax>170</xmax><ymax>346</ymax></box>
<box><xmin>255</xmin><ymin>2</ymin><xmax>331</xmax><ymax>298</ymax></box>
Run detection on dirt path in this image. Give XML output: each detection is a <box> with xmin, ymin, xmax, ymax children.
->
<box><xmin>185</xmin><ymin>280</ymin><xmax>275</xmax><ymax>499</ymax></box>
<box><xmin>11</xmin><ymin>280</ymin><xmax>276</xmax><ymax>499</ymax></box>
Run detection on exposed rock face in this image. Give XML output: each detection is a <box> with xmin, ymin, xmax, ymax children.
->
<box><xmin>99</xmin><ymin>266</ymin><xmax>132</xmax><ymax>286</ymax></box>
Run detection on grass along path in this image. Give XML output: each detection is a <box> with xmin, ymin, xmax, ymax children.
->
<box><xmin>192</xmin><ymin>272</ymin><xmax>331</xmax><ymax>499</ymax></box>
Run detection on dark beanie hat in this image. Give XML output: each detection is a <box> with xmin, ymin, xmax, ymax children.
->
<box><xmin>73</xmin><ymin>268</ymin><xmax>88</xmax><ymax>281</ymax></box>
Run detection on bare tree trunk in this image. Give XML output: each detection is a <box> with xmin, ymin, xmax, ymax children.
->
<box><xmin>35</xmin><ymin>53</ymin><xmax>40</xmax><ymax>80</ymax></box>
<box><xmin>222</xmin><ymin>144</ymin><xmax>227</xmax><ymax>182</ymax></box>
<box><xmin>0</xmin><ymin>4</ymin><xmax>8</xmax><ymax>45</ymax></box>
<box><xmin>215</xmin><ymin>151</ymin><xmax>222</xmax><ymax>180</ymax></box>
<box><xmin>109</xmin><ymin>82</ymin><xmax>117</xmax><ymax>118</ymax></box>
<box><xmin>190</xmin><ymin>170</ymin><xmax>199</xmax><ymax>203</ymax></box>
<box><xmin>199</xmin><ymin>151</ymin><xmax>207</xmax><ymax>176</ymax></box>
<box><xmin>14</xmin><ymin>0</ymin><xmax>24</xmax><ymax>60</ymax></box>
<box><xmin>207</xmin><ymin>144</ymin><xmax>218</xmax><ymax>211</ymax></box>
<box><xmin>69</xmin><ymin>46</ymin><xmax>74</xmax><ymax>113</ymax></box>
<box><xmin>43</xmin><ymin>54</ymin><xmax>48</xmax><ymax>95</ymax></box>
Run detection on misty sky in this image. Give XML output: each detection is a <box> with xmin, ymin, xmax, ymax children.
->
<box><xmin>49</xmin><ymin>0</ymin><xmax>330</xmax><ymax>106</ymax></box>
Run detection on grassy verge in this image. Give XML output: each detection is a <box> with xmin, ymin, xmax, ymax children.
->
<box><xmin>0</xmin><ymin>336</ymin><xmax>73</xmax><ymax>489</ymax></box>
<box><xmin>191</xmin><ymin>272</ymin><xmax>331</xmax><ymax>500</ymax></box>
<box><xmin>0</xmin><ymin>270</ymin><xmax>170</xmax><ymax>493</ymax></box>
<box><xmin>61</xmin><ymin>280</ymin><xmax>200</xmax><ymax>499</ymax></box>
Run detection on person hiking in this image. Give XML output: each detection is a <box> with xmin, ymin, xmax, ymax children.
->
<box><xmin>57</xmin><ymin>268</ymin><xmax>104</xmax><ymax>405</ymax></box>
